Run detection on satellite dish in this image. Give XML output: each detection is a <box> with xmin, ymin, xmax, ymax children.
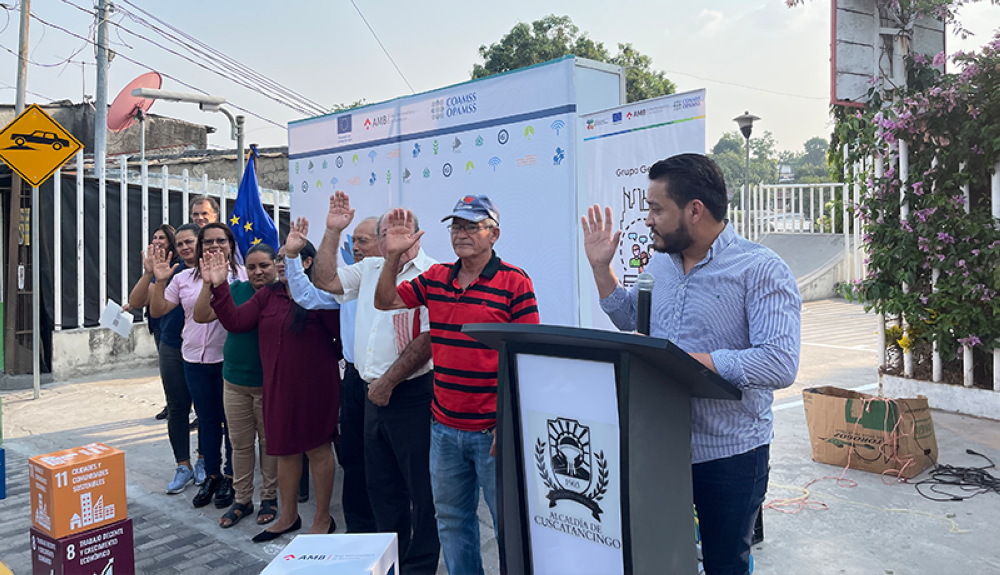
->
<box><xmin>107</xmin><ymin>71</ymin><xmax>162</xmax><ymax>133</ymax></box>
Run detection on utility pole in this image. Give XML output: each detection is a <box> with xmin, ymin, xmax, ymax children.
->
<box><xmin>5</xmin><ymin>0</ymin><xmax>30</xmax><ymax>381</ymax></box>
<box><xmin>95</xmin><ymin>0</ymin><xmax>110</xmax><ymax>311</ymax></box>
<box><xmin>95</xmin><ymin>0</ymin><xmax>110</xmax><ymax>180</ymax></box>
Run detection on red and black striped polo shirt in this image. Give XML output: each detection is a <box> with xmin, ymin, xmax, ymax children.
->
<box><xmin>397</xmin><ymin>251</ymin><xmax>540</xmax><ymax>431</ymax></box>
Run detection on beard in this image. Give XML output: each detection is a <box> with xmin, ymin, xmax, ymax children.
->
<box><xmin>650</xmin><ymin>220</ymin><xmax>694</xmax><ymax>254</ymax></box>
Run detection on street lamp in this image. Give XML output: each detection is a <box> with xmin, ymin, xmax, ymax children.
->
<box><xmin>733</xmin><ymin>111</ymin><xmax>760</xmax><ymax>235</ymax></box>
<box><xmin>131</xmin><ymin>87</ymin><xmax>246</xmax><ymax>183</ymax></box>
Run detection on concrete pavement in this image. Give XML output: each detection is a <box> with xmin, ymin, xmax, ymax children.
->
<box><xmin>1</xmin><ymin>299</ymin><xmax>999</xmax><ymax>574</ymax></box>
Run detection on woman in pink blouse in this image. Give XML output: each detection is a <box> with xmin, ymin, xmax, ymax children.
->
<box><xmin>150</xmin><ymin>223</ymin><xmax>247</xmax><ymax>510</ymax></box>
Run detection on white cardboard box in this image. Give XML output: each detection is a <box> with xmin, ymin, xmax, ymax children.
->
<box><xmin>261</xmin><ymin>533</ymin><xmax>398</xmax><ymax>575</ymax></box>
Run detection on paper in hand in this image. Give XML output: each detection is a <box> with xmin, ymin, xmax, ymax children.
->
<box><xmin>99</xmin><ymin>299</ymin><xmax>134</xmax><ymax>338</ymax></box>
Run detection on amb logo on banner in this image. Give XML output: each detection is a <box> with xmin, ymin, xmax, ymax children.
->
<box><xmin>0</xmin><ymin>104</ymin><xmax>83</xmax><ymax>187</ymax></box>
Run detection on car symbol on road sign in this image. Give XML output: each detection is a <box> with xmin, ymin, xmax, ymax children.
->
<box><xmin>0</xmin><ymin>104</ymin><xmax>83</xmax><ymax>187</ymax></box>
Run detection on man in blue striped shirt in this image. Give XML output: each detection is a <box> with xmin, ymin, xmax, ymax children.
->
<box><xmin>583</xmin><ymin>153</ymin><xmax>800</xmax><ymax>575</ymax></box>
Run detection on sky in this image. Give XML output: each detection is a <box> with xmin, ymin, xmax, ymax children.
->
<box><xmin>1</xmin><ymin>0</ymin><xmax>998</xmax><ymax>156</ymax></box>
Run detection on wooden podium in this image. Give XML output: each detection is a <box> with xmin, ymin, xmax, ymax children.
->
<box><xmin>464</xmin><ymin>324</ymin><xmax>741</xmax><ymax>575</ymax></box>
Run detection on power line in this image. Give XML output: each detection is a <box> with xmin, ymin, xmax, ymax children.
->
<box><xmin>661</xmin><ymin>69</ymin><xmax>827</xmax><ymax>101</ymax></box>
<box><xmin>350</xmin><ymin>0</ymin><xmax>415</xmax><ymax>94</ymax></box>
<box><xmin>113</xmin><ymin>0</ymin><xmax>327</xmax><ymax>115</ymax></box>
<box><xmin>0</xmin><ymin>3</ymin><xmax>91</xmax><ymax>68</ymax></box>
<box><xmin>0</xmin><ymin>80</ymin><xmax>54</xmax><ymax>101</ymax></box>
<box><xmin>25</xmin><ymin>9</ymin><xmax>287</xmax><ymax>130</ymax></box>
<box><xmin>57</xmin><ymin>0</ymin><xmax>324</xmax><ymax>116</ymax></box>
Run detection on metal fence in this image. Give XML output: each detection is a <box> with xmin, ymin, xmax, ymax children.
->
<box><xmin>727</xmin><ymin>182</ymin><xmax>865</xmax><ymax>283</ymax></box>
<box><xmin>51</xmin><ymin>151</ymin><xmax>290</xmax><ymax>331</ymax></box>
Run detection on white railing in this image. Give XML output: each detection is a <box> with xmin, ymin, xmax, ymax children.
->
<box><xmin>51</xmin><ymin>154</ymin><xmax>291</xmax><ymax>331</ymax></box>
<box><xmin>729</xmin><ymin>182</ymin><xmax>861</xmax><ymax>282</ymax></box>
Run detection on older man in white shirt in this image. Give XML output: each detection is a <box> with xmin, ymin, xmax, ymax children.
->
<box><xmin>284</xmin><ymin>191</ymin><xmax>439</xmax><ymax>575</ymax></box>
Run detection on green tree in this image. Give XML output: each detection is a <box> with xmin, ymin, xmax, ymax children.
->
<box><xmin>472</xmin><ymin>15</ymin><xmax>675</xmax><ymax>103</ymax></box>
<box><xmin>709</xmin><ymin>130</ymin><xmax>779</xmax><ymax>201</ymax></box>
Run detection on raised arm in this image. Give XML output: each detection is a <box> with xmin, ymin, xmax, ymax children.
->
<box><xmin>148</xmin><ymin>245</ymin><xmax>180</xmax><ymax>318</ymax></box>
<box><xmin>312</xmin><ymin>193</ymin><xmax>354</xmax><ymax>293</ymax></box>
<box><xmin>208</xmin><ymin>250</ymin><xmax>265</xmax><ymax>333</ymax></box>
<box><xmin>374</xmin><ymin>208</ymin><xmax>423</xmax><ymax>311</ymax></box>
<box><xmin>582</xmin><ymin>204</ymin><xmax>622</xmax><ymax>299</ymax></box>
<box><xmin>285</xmin><ymin>219</ymin><xmax>342</xmax><ymax>310</ymax></box>
<box><xmin>126</xmin><ymin>246</ymin><xmax>158</xmax><ymax>311</ymax></box>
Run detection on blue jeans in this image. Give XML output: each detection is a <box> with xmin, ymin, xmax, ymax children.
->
<box><xmin>693</xmin><ymin>444</ymin><xmax>769</xmax><ymax>575</ymax></box>
<box><xmin>183</xmin><ymin>361</ymin><xmax>233</xmax><ymax>477</ymax></box>
<box><xmin>429</xmin><ymin>420</ymin><xmax>497</xmax><ymax>575</ymax></box>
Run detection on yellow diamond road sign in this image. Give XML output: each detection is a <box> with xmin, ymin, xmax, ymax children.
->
<box><xmin>0</xmin><ymin>103</ymin><xmax>83</xmax><ymax>188</ymax></box>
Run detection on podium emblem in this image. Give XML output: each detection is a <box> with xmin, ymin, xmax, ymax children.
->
<box><xmin>535</xmin><ymin>418</ymin><xmax>609</xmax><ymax>520</ymax></box>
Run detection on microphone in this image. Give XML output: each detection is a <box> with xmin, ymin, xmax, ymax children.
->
<box><xmin>636</xmin><ymin>272</ymin><xmax>655</xmax><ymax>336</ymax></box>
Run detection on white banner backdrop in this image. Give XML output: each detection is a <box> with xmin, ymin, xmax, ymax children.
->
<box><xmin>578</xmin><ymin>90</ymin><xmax>707</xmax><ymax>330</ymax></box>
<box><xmin>288</xmin><ymin>58</ymin><xmax>616</xmax><ymax>326</ymax></box>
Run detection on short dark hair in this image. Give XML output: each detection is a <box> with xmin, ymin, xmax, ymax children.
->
<box><xmin>189</xmin><ymin>195</ymin><xmax>220</xmax><ymax>217</ymax></box>
<box><xmin>648</xmin><ymin>154</ymin><xmax>728</xmax><ymax>221</ymax></box>
<box><xmin>175</xmin><ymin>223</ymin><xmax>201</xmax><ymax>237</ymax></box>
<box><xmin>246</xmin><ymin>243</ymin><xmax>276</xmax><ymax>260</ymax></box>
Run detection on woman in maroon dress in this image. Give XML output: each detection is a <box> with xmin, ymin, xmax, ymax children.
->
<box><xmin>203</xmin><ymin>244</ymin><xmax>342</xmax><ymax>541</ymax></box>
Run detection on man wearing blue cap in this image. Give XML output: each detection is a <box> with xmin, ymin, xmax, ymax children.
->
<box><xmin>375</xmin><ymin>195</ymin><xmax>540</xmax><ymax>575</ymax></box>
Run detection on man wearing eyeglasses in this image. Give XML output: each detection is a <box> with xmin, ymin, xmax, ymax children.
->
<box><xmin>375</xmin><ymin>195</ymin><xmax>540</xmax><ymax>575</ymax></box>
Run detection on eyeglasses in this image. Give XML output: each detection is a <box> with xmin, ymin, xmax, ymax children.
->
<box><xmin>447</xmin><ymin>223</ymin><xmax>493</xmax><ymax>234</ymax></box>
<box><xmin>275</xmin><ymin>254</ymin><xmax>286</xmax><ymax>263</ymax></box>
<box><xmin>201</xmin><ymin>238</ymin><xmax>229</xmax><ymax>246</ymax></box>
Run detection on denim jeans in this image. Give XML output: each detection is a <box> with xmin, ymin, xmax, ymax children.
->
<box><xmin>183</xmin><ymin>361</ymin><xmax>233</xmax><ymax>477</ymax></box>
<box><xmin>159</xmin><ymin>343</ymin><xmax>192</xmax><ymax>464</ymax></box>
<box><xmin>429</xmin><ymin>419</ymin><xmax>497</xmax><ymax>575</ymax></box>
<box><xmin>692</xmin><ymin>444</ymin><xmax>769</xmax><ymax>575</ymax></box>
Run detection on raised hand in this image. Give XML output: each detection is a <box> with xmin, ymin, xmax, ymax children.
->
<box><xmin>581</xmin><ymin>204</ymin><xmax>621</xmax><ymax>270</ymax></box>
<box><xmin>151</xmin><ymin>244</ymin><xmax>178</xmax><ymax>282</ymax></box>
<box><xmin>141</xmin><ymin>245</ymin><xmax>156</xmax><ymax>274</ymax></box>
<box><xmin>285</xmin><ymin>217</ymin><xmax>309</xmax><ymax>258</ymax></box>
<box><xmin>205</xmin><ymin>251</ymin><xmax>229</xmax><ymax>287</ymax></box>
<box><xmin>382</xmin><ymin>208</ymin><xmax>424</xmax><ymax>258</ymax></box>
<box><xmin>326</xmin><ymin>191</ymin><xmax>355</xmax><ymax>232</ymax></box>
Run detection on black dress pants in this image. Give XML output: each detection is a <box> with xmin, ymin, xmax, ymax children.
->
<box><xmin>340</xmin><ymin>362</ymin><xmax>378</xmax><ymax>532</ymax></box>
<box><xmin>364</xmin><ymin>371</ymin><xmax>440</xmax><ymax>574</ymax></box>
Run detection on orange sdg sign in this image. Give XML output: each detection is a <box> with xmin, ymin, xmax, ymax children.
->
<box><xmin>0</xmin><ymin>103</ymin><xmax>82</xmax><ymax>187</ymax></box>
<box><xmin>29</xmin><ymin>442</ymin><xmax>127</xmax><ymax>540</ymax></box>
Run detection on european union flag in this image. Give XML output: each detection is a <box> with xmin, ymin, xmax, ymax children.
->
<box><xmin>229</xmin><ymin>145</ymin><xmax>279</xmax><ymax>261</ymax></box>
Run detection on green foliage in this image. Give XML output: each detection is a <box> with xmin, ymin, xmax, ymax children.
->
<box><xmin>709</xmin><ymin>130</ymin><xmax>785</xmax><ymax>200</ymax></box>
<box><xmin>472</xmin><ymin>15</ymin><xmax>675</xmax><ymax>103</ymax></box>
<box><xmin>330</xmin><ymin>99</ymin><xmax>367</xmax><ymax>113</ymax></box>
<box><xmin>779</xmin><ymin>136</ymin><xmax>831</xmax><ymax>183</ymax></box>
<box><xmin>837</xmin><ymin>34</ymin><xmax>1000</xmax><ymax>370</ymax></box>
